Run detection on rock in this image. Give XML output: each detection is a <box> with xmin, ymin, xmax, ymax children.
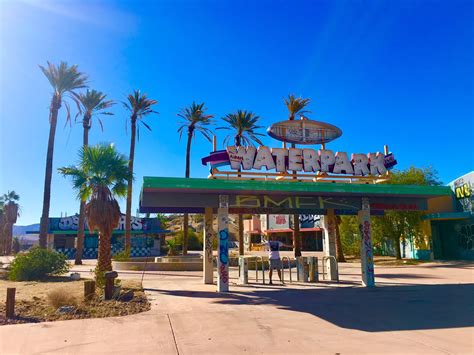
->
<box><xmin>57</xmin><ymin>306</ymin><xmax>75</xmax><ymax>314</ymax></box>
<box><xmin>119</xmin><ymin>290</ymin><xmax>134</xmax><ymax>302</ymax></box>
<box><xmin>70</xmin><ymin>272</ymin><xmax>80</xmax><ymax>280</ymax></box>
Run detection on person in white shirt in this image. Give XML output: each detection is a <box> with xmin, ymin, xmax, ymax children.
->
<box><xmin>265</xmin><ymin>235</ymin><xmax>292</xmax><ymax>285</ymax></box>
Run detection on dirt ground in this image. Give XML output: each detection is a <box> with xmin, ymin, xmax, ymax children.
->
<box><xmin>0</xmin><ymin>277</ymin><xmax>150</xmax><ymax>325</ymax></box>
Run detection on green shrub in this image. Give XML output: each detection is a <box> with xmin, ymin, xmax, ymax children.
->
<box><xmin>8</xmin><ymin>247</ymin><xmax>70</xmax><ymax>281</ymax></box>
<box><xmin>112</xmin><ymin>249</ymin><xmax>130</xmax><ymax>261</ymax></box>
<box><xmin>173</xmin><ymin>230</ymin><xmax>203</xmax><ymax>250</ymax></box>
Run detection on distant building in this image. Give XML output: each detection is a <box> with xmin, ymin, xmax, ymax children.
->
<box><xmin>28</xmin><ymin>214</ymin><xmax>169</xmax><ymax>258</ymax></box>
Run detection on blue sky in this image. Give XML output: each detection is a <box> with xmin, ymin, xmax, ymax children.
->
<box><xmin>1</xmin><ymin>0</ymin><xmax>473</xmax><ymax>225</ymax></box>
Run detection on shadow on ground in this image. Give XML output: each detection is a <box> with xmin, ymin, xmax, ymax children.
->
<box><xmin>148</xmin><ymin>283</ymin><xmax>474</xmax><ymax>332</ymax></box>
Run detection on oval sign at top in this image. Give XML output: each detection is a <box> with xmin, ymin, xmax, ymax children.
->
<box><xmin>267</xmin><ymin>119</ymin><xmax>343</xmax><ymax>145</ymax></box>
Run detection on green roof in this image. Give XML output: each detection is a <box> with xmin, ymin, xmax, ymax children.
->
<box><xmin>142</xmin><ymin>176</ymin><xmax>452</xmax><ymax>198</ymax></box>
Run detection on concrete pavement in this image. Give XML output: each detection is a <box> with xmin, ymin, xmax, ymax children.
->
<box><xmin>1</xmin><ymin>260</ymin><xmax>473</xmax><ymax>354</ymax></box>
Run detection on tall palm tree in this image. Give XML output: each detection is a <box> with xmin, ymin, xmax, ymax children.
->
<box><xmin>73</xmin><ymin>90</ymin><xmax>114</xmax><ymax>265</ymax></box>
<box><xmin>59</xmin><ymin>144</ymin><xmax>130</xmax><ymax>282</ymax></box>
<box><xmin>219</xmin><ymin>110</ymin><xmax>265</xmax><ymax>147</ymax></box>
<box><xmin>284</xmin><ymin>94</ymin><xmax>311</xmax><ymax>257</ymax></box>
<box><xmin>177</xmin><ymin>102</ymin><xmax>214</xmax><ymax>254</ymax></box>
<box><xmin>284</xmin><ymin>94</ymin><xmax>311</xmax><ymax>121</ymax></box>
<box><xmin>0</xmin><ymin>191</ymin><xmax>20</xmax><ymax>255</ymax></box>
<box><xmin>38</xmin><ymin>62</ymin><xmax>88</xmax><ymax>248</ymax></box>
<box><xmin>218</xmin><ymin>110</ymin><xmax>264</xmax><ymax>255</ymax></box>
<box><xmin>123</xmin><ymin>90</ymin><xmax>158</xmax><ymax>254</ymax></box>
<box><xmin>0</xmin><ymin>201</ymin><xmax>4</xmax><ymax>256</ymax></box>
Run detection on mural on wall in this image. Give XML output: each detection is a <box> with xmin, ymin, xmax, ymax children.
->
<box><xmin>268</xmin><ymin>214</ymin><xmax>289</xmax><ymax>229</ymax></box>
<box><xmin>450</xmin><ymin>171</ymin><xmax>474</xmax><ymax>214</ymax></box>
<box><xmin>299</xmin><ymin>215</ymin><xmax>321</xmax><ymax>228</ymax></box>
<box><xmin>50</xmin><ymin>215</ymin><xmax>162</xmax><ymax>232</ymax></box>
<box><xmin>456</xmin><ymin>223</ymin><xmax>474</xmax><ymax>251</ymax></box>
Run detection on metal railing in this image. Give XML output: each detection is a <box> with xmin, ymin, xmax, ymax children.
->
<box><xmin>322</xmin><ymin>255</ymin><xmax>339</xmax><ymax>282</ymax></box>
<box><xmin>254</xmin><ymin>256</ymin><xmax>265</xmax><ymax>284</ymax></box>
<box><xmin>281</xmin><ymin>256</ymin><xmax>293</xmax><ymax>283</ymax></box>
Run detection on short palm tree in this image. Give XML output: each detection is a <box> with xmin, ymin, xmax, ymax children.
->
<box><xmin>177</xmin><ymin>102</ymin><xmax>214</xmax><ymax>254</ymax></box>
<box><xmin>59</xmin><ymin>144</ymin><xmax>130</xmax><ymax>281</ymax></box>
<box><xmin>73</xmin><ymin>90</ymin><xmax>114</xmax><ymax>265</ymax></box>
<box><xmin>218</xmin><ymin>110</ymin><xmax>264</xmax><ymax>255</ymax></box>
<box><xmin>284</xmin><ymin>94</ymin><xmax>311</xmax><ymax>257</ymax></box>
<box><xmin>284</xmin><ymin>94</ymin><xmax>311</xmax><ymax>120</ymax></box>
<box><xmin>219</xmin><ymin>110</ymin><xmax>265</xmax><ymax>147</ymax></box>
<box><xmin>122</xmin><ymin>90</ymin><xmax>158</xmax><ymax>254</ymax></box>
<box><xmin>0</xmin><ymin>191</ymin><xmax>20</xmax><ymax>255</ymax></box>
<box><xmin>38</xmin><ymin>61</ymin><xmax>88</xmax><ymax>248</ymax></box>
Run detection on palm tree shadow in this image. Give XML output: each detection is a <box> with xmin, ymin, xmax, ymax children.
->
<box><xmin>153</xmin><ymin>283</ymin><xmax>474</xmax><ymax>332</ymax></box>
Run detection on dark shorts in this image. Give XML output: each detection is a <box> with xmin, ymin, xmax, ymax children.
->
<box><xmin>269</xmin><ymin>258</ymin><xmax>282</xmax><ymax>270</ymax></box>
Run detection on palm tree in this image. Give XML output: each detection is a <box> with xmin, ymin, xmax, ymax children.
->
<box><xmin>0</xmin><ymin>191</ymin><xmax>20</xmax><ymax>255</ymax></box>
<box><xmin>218</xmin><ymin>110</ymin><xmax>264</xmax><ymax>255</ymax></box>
<box><xmin>0</xmin><ymin>201</ymin><xmax>4</xmax><ymax>256</ymax></box>
<box><xmin>38</xmin><ymin>62</ymin><xmax>88</xmax><ymax>248</ymax></box>
<box><xmin>177</xmin><ymin>102</ymin><xmax>214</xmax><ymax>254</ymax></box>
<box><xmin>284</xmin><ymin>94</ymin><xmax>311</xmax><ymax>257</ymax></box>
<box><xmin>59</xmin><ymin>144</ymin><xmax>130</xmax><ymax>282</ymax></box>
<box><xmin>284</xmin><ymin>94</ymin><xmax>311</xmax><ymax>120</ymax></box>
<box><xmin>73</xmin><ymin>90</ymin><xmax>114</xmax><ymax>265</ymax></box>
<box><xmin>123</xmin><ymin>90</ymin><xmax>158</xmax><ymax>254</ymax></box>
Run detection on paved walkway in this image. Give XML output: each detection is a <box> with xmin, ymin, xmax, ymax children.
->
<box><xmin>1</xmin><ymin>260</ymin><xmax>473</xmax><ymax>354</ymax></box>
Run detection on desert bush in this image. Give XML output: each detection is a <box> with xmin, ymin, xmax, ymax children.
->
<box><xmin>173</xmin><ymin>230</ymin><xmax>202</xmax><ymax>250</ymax></box>
<box><xmin>47</xmin><ymin>288</ymin><xmax>78</xmax><ymax>308</ymax></box>
<box><xmin>112</xmin><ymin>249</ymin><xmax>130</xmax><ymax>261</ymax></box>
<box><xmin>8</xmin><ymin>247</ymin><xmax>70</xmax><ymax>281</ymax></box>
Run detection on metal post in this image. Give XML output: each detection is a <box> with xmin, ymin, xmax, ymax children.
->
<box><xmin>203</xmin><ymin>207</ymin><xmax>214</xmax><ymax>284</ymax></box>
<box><xmin>239</xmin><ymin>256</ymin><xmax>248</xmax><ymax>285</ymax></box>
<box><xmin>359</xmin><ymin>197</ymin><xmax>375</xmax><ymax>287</ymax></box>
<box><xmin>308</xmin><ymin>256</ymin><xmax>319</xmax><ymax>282</ymax></box>
<box><xmin>217</xmin><ymin>195</ymin><xmax>229</xmax><ymax>292</ymax></box>
<box><xmin>296</xmin><ymin>256</ymin><xmax>308</xmax><ymax>282</ymax></box>
<box><xmin>322</xmin><ymin>209</ymin><xmax>338</xmax><ymax>281</ymax></box>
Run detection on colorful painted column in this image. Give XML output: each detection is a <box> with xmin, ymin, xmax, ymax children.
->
<box><xmin>203</xmin><ymin>207</ymin><xmax>214</xmax><ymax>284</ymax></box>
<box><xmin>322</xmin><ymin>208</ymin><xmax>338</xmax><ymax>280</ymax></box>
<box><xmin>358</xmin><ymin>198</ymin><xmax>375</xmax><ymax>287</ymax></box>
<box><xmin>217</xmin><ymin>195</ymin><xmax>229</xmax><ymax>292</ymax></box>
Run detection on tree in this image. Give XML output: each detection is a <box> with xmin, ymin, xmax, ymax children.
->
<box><xmin>335</xmin><ymin>215</ymin><xmax>346</xmax><ymax>262</ymax></box>
<box><xmin>59</xmin><ymin>144</ymin><xmax>130</xmax><ymax>282</ymax></box>
<box><xmin>177</xmin><ymin>102</ymin><xmax>214</xmax><ymax>254</ymax></box>
<box><xmin>38</xmin><ymin>62</ymin><xmax>88</xmax><ymax>248</ymax></box>
<box><xmin>0</xmin><ymin>191</ymin><xmax>20</xmax><ymax>255</ymax></box>
<box><xmin>123</xmin><ymin>90</ymin><xmax>158</xmax><ymax>254</ymax></box>
<box><xmin>284</xmin><ymin>94</ymin><xmax>312</xmax><ymax>257</ymax></box>
<box><xmin>372</xmin><ymin>166</ymin><xmax>442</xmax><ymax>259</ymax></box>
<box><xmin>74</xmin><ymin>89</ymin><xmax>114</xmax><ymax>265</ymax></box>
<box><xmin>218</xmin><ymin>110</ymin><xmax>264</xmax><ymax>255</ymax></box>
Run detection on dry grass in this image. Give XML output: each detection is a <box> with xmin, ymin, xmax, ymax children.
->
<box><xmin>47</xmin><ymin>288</ymin><xmax>78</xmax><ymax>308</ymax></box>
<box><xmin>0</xmin><ymin>277</ymin><xmax>150</xmax><ymax>325</ymax></box>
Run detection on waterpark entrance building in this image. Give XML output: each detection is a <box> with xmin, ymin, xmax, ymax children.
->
<box><xmin>140</xmin><ymin>118</ymin><xmax>452</xmax><ymax>291</ymax></box>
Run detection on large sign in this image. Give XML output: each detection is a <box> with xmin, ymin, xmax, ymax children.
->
<box><xmin>141</xmin><ymin>192</ymin><xmax>427</xmax><ymax>214</ymax></box>
<box><xmin>49</xmin><ymin>215</ymin><xmax>161</xmax><ymax>232</ymax></box>
<box><xmin>203</xmin><ymin>146</ymin><xmax>397</xmax><ymax>176</ymax></box>
<box><xmin>450</xmin><ymin>171</ymin><xmax>474</xmax><ymax>213</ymax></box>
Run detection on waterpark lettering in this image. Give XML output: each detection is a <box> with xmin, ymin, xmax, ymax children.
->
<box><xmin>226</xmin><ymin>146</ymin><xmax>391</xmax><ymax>176</ymax></box>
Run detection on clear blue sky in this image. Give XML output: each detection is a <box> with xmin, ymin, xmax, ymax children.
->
<box><xmin>1</xmin><ymin>0</ymin><xmax>473</xmax><ymax>225</ymax></box>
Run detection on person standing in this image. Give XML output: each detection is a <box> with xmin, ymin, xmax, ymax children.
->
<box><xmin>265</xmin><ymin>235</ymin><xmax>292</xmax><ymax>285</ymax></box>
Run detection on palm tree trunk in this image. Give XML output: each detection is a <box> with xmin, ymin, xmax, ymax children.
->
<box><xmin>335</xmin><ymin>216</ymin><xmax>346</xmax><ymax>262</ymax></box>
<box><xmin>3</xmin><ymin>223</ymin><xmax>12</xmax><ymax>255</ymax></box>
<box><xmin>97</xmin><ymin>231</ymin><xmax>112</xmax><ymax>275</ymax></box>
<box><xmin>39</xmin><ymin>97</ymin><xmax>60</xmax><ymax>248</ymax></box>
<box><xmin>0</xmin><ymin>214</ymin><xmax>5</xmax><ymax>255</ymax></box>
<box><xmin>238</xmin><ymin>215</ymin><xmax>244</xmax><ymax>255</ymax></box>
<box><xmin>182</xmin><ymin>129</ymin><xmax>193</xmax><ymax>255</ymax></box>
<box><xmin>293</xmin><ymin>214</ymin><xmax>302</xmax><ymax>257</ymax></box>
<box><xmin>75</xmin><ymin>121</ymin><xmax>89</xmax><ymax>265</ymax></box>
<box><xmin>290</xmin><ymin>143</ymin><xmax>301</xmax><ymax>257</ymax></box>
<box><xmin>125</xmin><ymin>117</ymin><xmax>136</xmax><ymax>254</ymax></box>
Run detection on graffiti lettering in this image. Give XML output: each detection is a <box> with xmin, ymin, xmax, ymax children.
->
<box><xmin>219</xmin><ymin>228</ymin><xmax>229</xmax><ymax>265</ymax></box>
<box><xmin>360</xmin><ymin>220</ymin><xmax>374</xmax><ymax>279</ymax></box>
